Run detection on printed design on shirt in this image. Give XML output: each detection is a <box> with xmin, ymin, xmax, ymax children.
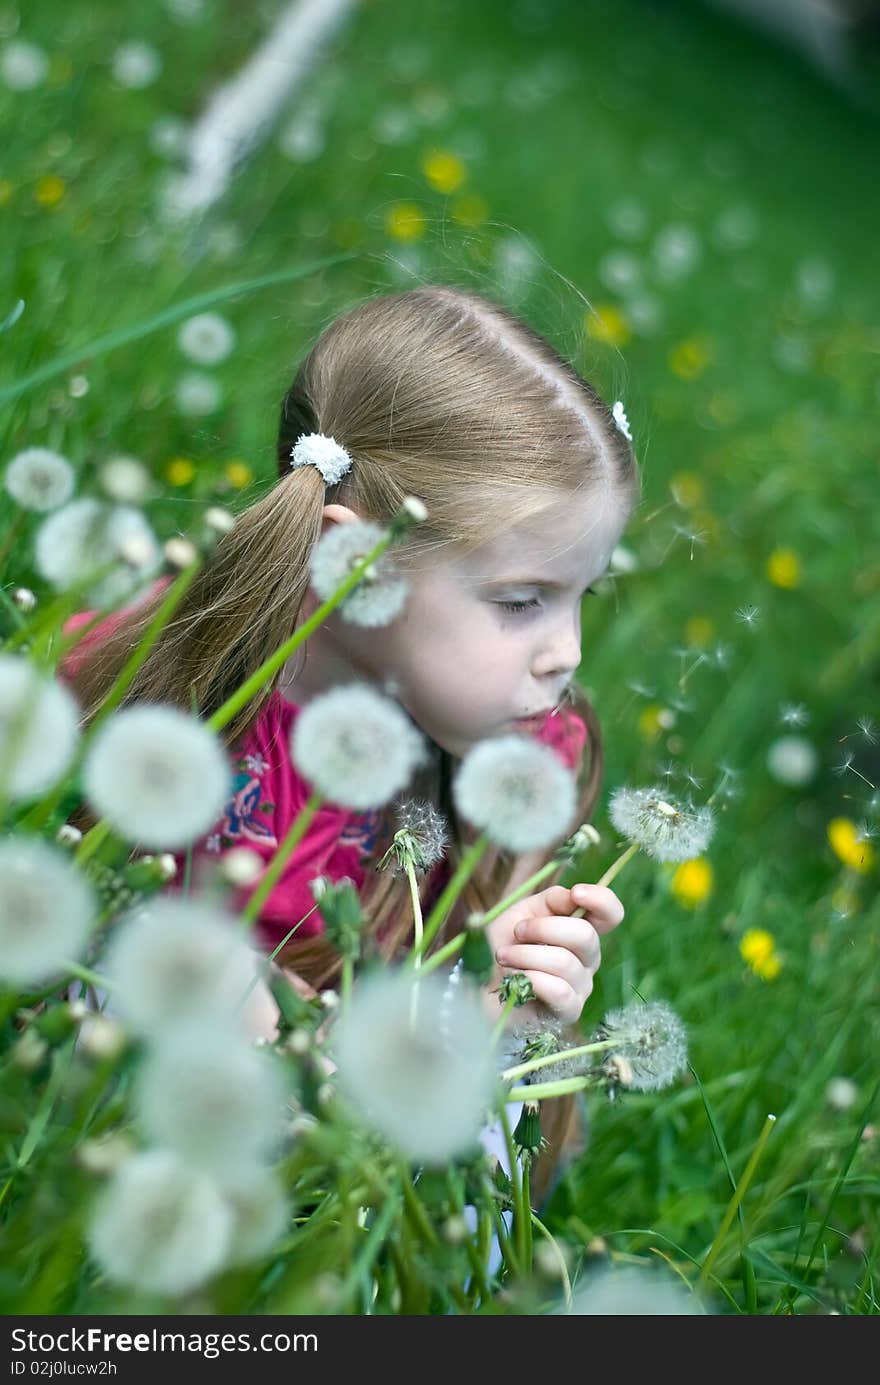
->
<box><xmin>338</xmin><ymin>807</ymin><xmax>384</xmax><ymax>863</ymax></box>
<box><xmin>206</xmin><ymin>758</ymin><xmax>278</xmax><ymax>852</ymax></box>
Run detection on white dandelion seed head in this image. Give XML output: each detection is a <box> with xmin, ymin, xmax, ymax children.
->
<box><xmin>0</xmin><ymin>655</ymin><xmax>81</xmax><ymax>800</ymax></box>
<box><xmin>391</xmin><ymin>797</ymin><xmax>449</xmax><ymax>874</ymax></box>
<box><xmin>11</xmin><ymin>587</ymin><xmax>37</xmax><ymax>612</ymax></box>
<box><xmin>177</xmin><ymin>312</ymin><xmax>236</xmax><ymax>366</ymax></box>
<box><xmin>1</xmin><ymin>40</ymin><xmax>49</xmax><ymax>91</ymax></box>
<box><xmin>174</xmin><ymin>371</ymin><xmax>223</xmax><ymax>417</ymax></box>
<box><xmin>290</xmin><ymin>682</ymin><xmax>427</xmax><ymax>810</ymax></box>
<box><xmin>4</xmin><ymin>447</ymin><xmax>75</xmax><ymax>511</ymax></box>
<box><xmin>34</xmin><ymin>497</ymin><xmax>162</xmax><ymax>610</ymax></box>
<box><xmin>309</xmin><ymin>520</ymin><xmax>410</xmax><ymax>627</ymax></box>
<box><xmin>766</xmin><ymin>735</ymin><xmax>818</xmax><ymax>787</ymax></box>
<box><xmin>608</xmin><ymin>783</ymin><xmax>715</xmax><ymax>862</ymax></box>
<box><xmin>331</xmin><ymin>969</ymin><xmax>497</xmax><ymax>1163</ymax></box>
<box><xmin>0</xmin><ymin>837</ymin><xmax>97</xmax><ymax>986</ymax></box>
<box><xmin>453</xmin><ymin>735</ymin><xmax>577</xmax><ymax>852</ymax></box>
<box><xmin>111</xmin><ymin>41</ymin><xmax>162</xmax><ymax>90</ymax></box>
<box><xmin>217</xmin><ymin>1165</ymin><xmax>290</xmax><ymax>1267</ymax></box>
<box><xmin>87</xmin><ymin>1148</ymin><xmax>232</xmax><ymax>1297</ymax></box>
<box><xmin>134</xmin><ymin>1022</ymin><xmax>289</xmax><ymax>1177</ymax></box>
<box><xmin>77</xmin><ymin>1014</ymin><xmax>128</xmax><ymax>1062</ymax></box>
<box><xmin>825</xmin><ymin>1077</ymin><xmax>858</xmax><ymax>1111</ymax></box>
<box><xmin>98</xmin><ymin>455</ymin><xmax>152</xmax><ymax>504</ymax></box>
<box><xmin>102</xmin><ymin>896</ymin><xmax>264</xmax><ymax>1039</ymax></box>
<box><xmin>82</xmin><ymin>704</ymin><xmax>231</xmax><ymax>849</ymax></box>
<box><xmin>597</xmin><ymin>999</ymin><xmax>688</xmax><ymax>1093</ymax></box>
<box><xmin>562</xmin><ymin>1264</ymin><xmax>705</xmax><ymax>1315</ymax></box>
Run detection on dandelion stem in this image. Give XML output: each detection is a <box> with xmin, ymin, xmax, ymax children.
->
<box><xmin>521</xmin><ymin>1158</ymin><xmax>533</xmax><ymax>1274</ymax></box>
<box><xmin>411</xmin><ymin>833</ymin><xmax>490</xmax><ymax>962</ymax></box>
<box><xmin>407</xmin><ymin>859</ymin><xmax>424</xmax><ymax>1028</ymax></box>
<box><xmin>240</xmin><ymin>790</ymin><xmax>323</xmax><ymax>925</ymax></box>
<box><xmin>60</xmin><ymin>960</ymin><xmax>112</xmax><ymax>992</ymax></box>
<box><xmin>475</xmin><ymin>858</ymin><xmax>561</xmax><ymax>928</ymax></box>
<box><xmin>501</xmin><ymin>1037</ymin><xmax>616</xmax><ymax>1083</ymax></box>
<box><xmin>698</xmin><ymin>1113</ymin><xmax>777</xmax><ymax>1287</ymax></box>
<box><xmin>207</xmin><ymin>533</ymin><xmax>395</xmax><ymax>735</ymax></box>
<box><xmin>507</xmin><ymin>1077</ymin><xmax>591</xmax><ymax>1102</ymax></box>
<box><xmin>569</xmin><ymin>841</ymin><xmax>641</xmax><ymax>917</ymax></box>
<box><xmin>417</xmin><ymin>931</ymin><xmax>465</xmax><ymax>977</ymax></box>
<box><xmin>490</xmin><ymin>991</ymin><xmax>519</xmax><ymax>1048</ymax></box>
<box><xmin>530</xmin><ymin>1211</ymin><xmax>573</xmax><ymax>1306</ymax></box>
<box><xmin>498</xmin><ymin>1101</ymin><xmax>527</xmax><ymax>1278</ymax></box>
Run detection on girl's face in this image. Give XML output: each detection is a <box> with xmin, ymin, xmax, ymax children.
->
<box><xmin>293</xmin><ymin>490</ymin><xmax>629</xmax><ymax>759</ymax></box>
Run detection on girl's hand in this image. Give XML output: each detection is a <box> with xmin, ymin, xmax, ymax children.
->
<box><xmin>484</xmin><ymin>883</ymin><xmax>625</xmax><ymax>1029</ymax></box>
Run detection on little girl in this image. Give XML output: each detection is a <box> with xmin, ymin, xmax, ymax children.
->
<box><xmin>61</xmin><ymin>283</ymin><xmax>640</xmax><ymax>1206</ymax></box>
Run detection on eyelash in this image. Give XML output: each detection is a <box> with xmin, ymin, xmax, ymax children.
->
<box><xmin>497</xmin><ymin>587</ymin><xmax>599</xmax><ymax>615</ymax></box>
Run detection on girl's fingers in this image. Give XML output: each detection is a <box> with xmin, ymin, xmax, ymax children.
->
<box><xmin>518</xmin><ymin>969</ymin><xmax>589</xmax><ymax>1021</ymax></box>
<box><xmin>497</xmin><ymin>943</ymin><xmax>586</xmax><ymax>987</ymax></box>
<box><xmin>498</xmin><ymin>920</ymin><xmax>601</xmax><ymax>973</ymax></box>
<box><xmin>530</xmin><ymin>883</ymin><xmax>624</xmax><ymax>933</ymax></box>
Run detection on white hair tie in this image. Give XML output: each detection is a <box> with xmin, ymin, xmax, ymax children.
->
<box><xmin>289</xmin><ymin>432</ymin><xmax>352</xmax><ymax>485</ymax></box>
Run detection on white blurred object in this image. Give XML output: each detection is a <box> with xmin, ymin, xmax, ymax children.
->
<box><xmin>706</xmin><ymin>0</ymin><xmax>871</xmax><ymax>87</ymax></box>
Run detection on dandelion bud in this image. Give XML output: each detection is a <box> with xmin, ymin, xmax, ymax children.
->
<box><xmin>56</xmin><ymin>823</ymin><xmax>83</xmax><ymax>847</ymax></box>
<box><xmin>34</xmin><ymin>1001</ymin><xmax>81</xmax><ymax>1044</ymax></box>
<box><xmin>68</xmin><ymin>999</ymin><xmax>89</xmax><ymax>1022</ymax></box>
<box><xmin>203</xmin><ymin>506</ymin><xmax>235</xmax><ymax>535</ymax></box>
<box><xmin>513</xmin><ymin>1100</ymin><xmax>544</xmax><ymax>1158</ymax></box>
<box><xmin>461</xmin><ymin>918</ymin><xmax>494</xmax><ymax>985</ymax></box>
<box><xmin>498</xmin><ymin>972</ymin><xmax>536</xmax><ymax>1008</ymax></box>
<box><xmin>11</xmin><ymin>1027</ymin><xmax>49</xmax><ymax>1071</ymax></box>
<box><xmin>401</xmin><ymin>495</ymin><xmax>428</xmax><ymax>524</ymax></box>
<box><xmin>441</xmin><ymin>1214</ymin><xmax>469</xmax><ymax>1245</ymax></box>
<box><xmin>556</xmin><ymin>822</ymin><xmax>601</xmax><ymax>862</ymax></box>
<box><xmin>316</xmin><ymin>1081</ymin><xmax>335</xmax><ymax>1108</ymax></box>
<box><xmin>220</xmin><ymin>846</ymin><xmax>264</xmax><ymax>886</ymax></box>
<box><xmin>826</xmin><ymin>1077</ymin><xmax>857</xmax><ymax>1111</ymax></box>
<box><xmin>163</xmin><ymin>536</ymin><xmax>198</xmax><ymax>569</ymax></box>
<box><xmin>309</xmin><ymin>875</ymin><xmax>330</xmax><ymax>901</ymax></box>
<box><xmin>75</xmin><ymin>1133</ymin><xmax>136</xmax><ymax>1176</ymax></box>
<box><xmin>311</xmin><ymin>878</ymin><xmax>363</xmax><ymax>960</ymax></box>
<box><xmin>119</xmin><ymin>531</ymin><xmax>158</xmax><ymax>568</ymax></box>
<box><xmin>11</xmin><ymin>586</ymin><xmax>37</xmax><ymax>612</ymax></box>
<box><xmin>285</xmin><ymin>1028</ymin><xmax>312</xmax><ymax>1057</ymax></box>
<box><xmin>78</xmin><ymin>1014</ymin><xmax>128</xmax><ymax>1061</ymax></box>
<box><xmin>319</xmin><ymin>989</ymin><xmax>339</xmax><ymax>1010</ymax></box>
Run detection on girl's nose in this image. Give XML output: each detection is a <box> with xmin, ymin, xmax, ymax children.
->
<box><xmin>531</xmin><ymin>613</ymin><xmax>582</xmax><ymax>680</ymax></box>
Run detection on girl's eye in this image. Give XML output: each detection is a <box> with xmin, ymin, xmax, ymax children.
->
<box><xmin>497</xmin><ymin>597</ymin><xmax>541</xmax><ymax>615</ymax></box>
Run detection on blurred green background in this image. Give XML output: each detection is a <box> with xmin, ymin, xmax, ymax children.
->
<box><xmin>3</xmin><ymin>0</ymin><xmax>878</xmax><ymax>1311</ymax></box>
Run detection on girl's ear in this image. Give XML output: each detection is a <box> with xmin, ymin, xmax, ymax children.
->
<box><xmin>321</xmin><ymin>503</ymin><xmax>361</xmax><ymax>529</ymax></box>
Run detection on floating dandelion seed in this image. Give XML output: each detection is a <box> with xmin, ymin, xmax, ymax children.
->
<box><xmin>309</xmin><ymin>520</ymin><xmax>410</xmax><ymax>627</ymax></box>
<box><xmin>594</xmin><ymin>999</ymin><xmax>688</xmax><ymax>1092</ymax></box>
<box><xmin>87</xmin><ymin>1149</ymin><xmax>232</xmax><ymax>1296</ymax></box>
<box><xmin>681</xmin><ymin>765</ymin><xmax>703</xmax><ymax>789</ymax></box>
<box><xmin>454</xmin><ymin>735</ymin><xmax>577</xmax><ymax>852</ymax></box>
<box><xmin>608</xmin><ymin>784</ymin><xmax>715</xmax><ymax>862</ymax></box>
<box><xmin>626</xmin><ymin>679</ymin><xmax>656</xmax><ymax>699</ymax></box>
<box><xmin>832</xmin><ymin>750</ymin><xmax>855</xmax><ymax>777</ymax></box>
<box><xmin>734</xmin><ymin>604</ymin><xmax>760</xmax><ymax>628</ymax></box>
<box><xmin>779</xmin><ymin>701</ymin><xmax>810</xmax><ymax>728</ymax></box>
<box><xmin>856</xmin><ymin>715</ymin><xmax>878</xmax><ymax>746</ymax></box>
<box><xmin>291</xmin><ymin>682</ymin><xmax>427</xmax><ymax>810</ymax></box>
<box><xmin>4</xmin><ymin>447</ymin><xmax>75</xmax><ymax>511</ymax></box>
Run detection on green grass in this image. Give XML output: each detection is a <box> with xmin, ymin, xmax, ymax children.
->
<box><xmin>2</xmin><ymin>0</ymin><xmax>878</xmax><ymax>1313</ymax></box>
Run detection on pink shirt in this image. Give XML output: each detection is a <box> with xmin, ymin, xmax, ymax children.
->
<box><xmin>60</xmin><ymin>579</ymin><xmax>588</xmax><ymax>957</ymax></box>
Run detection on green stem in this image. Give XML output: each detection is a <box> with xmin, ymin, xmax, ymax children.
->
<box><xmin>240</xmin><ymin>790</ymin><xmax>323</xmax><ymax>925</ymax></box>
<box><xmin>568</xmin><ymin>841</ymin><xmax>642</xmax><ymax>918</ymax></box>
<box><xmin>60</xmin><ymin>960</ymin><xmax>112</xmax><ymax>992</ymax></box>
<box><xmin>507</xmin><ymin>1076</ymin><xmax>590</xmax><ymax>1102</ymax></box>
<box><xmin>490</xmin><ymin>991</ymin><xmax>519</xmax><ymax>1048</ymax></box>
<box><xmin>498</xmin><ymin>1101</ymin><xmax>526</xmax><ymax>1279</ymax></box>
<box><xmin>502</xmin><ymin>1038</ymin><xmax>616</xmax><ymax>1083</ymax></box>
<box><xmin>698</xmin><ymin>1113</ymin><xmax>777</xmax><ymax>1288</ymax></box>
<box><xmin>417</xmin><ymin>931</ymin><xmax>465</xmax><ymax>977</ymax></box>
<box><xmin>409</xmin><ymin>833</ymin><xmax>490</xmax><ymax>962</ymax></box>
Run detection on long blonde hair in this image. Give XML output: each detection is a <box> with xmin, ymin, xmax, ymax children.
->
<box><xmin>67</xmin><ymin>284</ymin><xmax>640</xmax><ymax>1204</ymax></box>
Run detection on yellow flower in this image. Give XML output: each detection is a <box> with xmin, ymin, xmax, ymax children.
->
<box><xmin>0</xmin><ymin>180</ymin><xmax>13</xmax><ymax>207</ymax></box>
<box><xmin>224</xmin><ymin>460</ymin><xmax>253</xmax><ymax>488</ymax></box>
<box><xmin>670</xmin><ymin>471</ymin><xmax>704</xmax><ymax>507</ymax></box>
<box><xmin>164</xmin><ymin>457</ymin><xmax>195</xmax><ymax>486</ymax></box>
<box><xmin>452</xmin><ymin>193</ymin><xmax>489</xmax><ymax>226</ymax></box>
<box><xmin>766</xmin><ymin>547</ymin><xmax>801</xmax><ymax>589</ymax></box>
<box><xmin>671</xmin><ymin>857</ymin><xmax>713</xmax><ymax>908</ymax></box>
<box><xmin>753</xmin><ymin>952</ymin><xmax>782</xmax><ymax>982</ymax></box>
<box><xmin>35</xmin><ymin>175</ymin><xmax>66</xmax><ymax>208</ymax></box>
<box><xmin>421</xmin><ymin>148</ymin><xmax>466</xmax><ymax>195</ymax></box>
<box><xmin>669</xmin><ymin>336</ymin><xmax>712</xmax><ymax>380</ymax></box>
<box><xmin>585</xmin><ymin>304</ymin><xmax>630</xmax><ymax>348</ymax></box>
<box><xmin>684</xmin><ymin>616</ymin><xmax>714</xmax><ymax>647</ymax></box>
<box><xmin>385</xmin><ymin>202</ymin><xmax>427</xmax><ymax>242</ymax></box>
<box><xmin>739</xmin><ymin>928</ymin><xmax>775</xmax><ymax>968</ymax></box>
<box><xmin>636</xmin><ymin>703</ymin><xmax>664</xmax><ymax>741</ymax></box>
<box><xmin>827</xmin><ymin>817</ymin><xmax>875</xmax><ymax>873</ymax></box>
